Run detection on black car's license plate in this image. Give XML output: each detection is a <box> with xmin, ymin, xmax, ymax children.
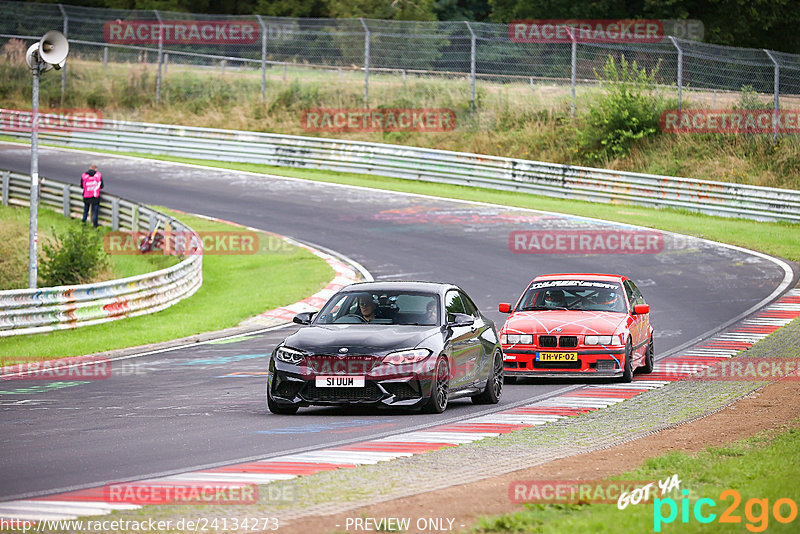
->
<box><xmin>315</xmin><ymin>376</ymin><xmax>365</xmax><ymax>387</ymax></box>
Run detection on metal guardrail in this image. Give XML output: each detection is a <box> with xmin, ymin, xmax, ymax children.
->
<box><xmin>1</xmin><ymin>110</ymin><xmax>799</xmax><ymax>223</ymax></box>
<box><xmin>0</xmin><ymin>168</ymin><xmax>203</xmax><ymax>337</ymax></box>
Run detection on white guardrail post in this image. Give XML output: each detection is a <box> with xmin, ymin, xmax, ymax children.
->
<box><xmin>0</xmin><ymin>169</ymin><xmax>203</xmax><ymax>337</ymax></box>
<box><xmin>0</xmin><ymin>110</ymin><xmax>798</xmax><ymax>223</ymax></box>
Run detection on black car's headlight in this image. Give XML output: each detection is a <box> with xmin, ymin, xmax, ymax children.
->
<box><xmin>382</xmin><ymin>348</ymin><xmax>432</xmax><ymax>365</ymax></box>
<box><xmin>275</xmin><ymin>346</ymin><xmax>305</xmax><ymax>364</ymax></box>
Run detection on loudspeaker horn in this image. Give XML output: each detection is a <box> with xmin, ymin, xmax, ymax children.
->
<box><xmin>38</xmin><ymin>30</ymin><xmax>69</xmax><ymax>66</ymax></box>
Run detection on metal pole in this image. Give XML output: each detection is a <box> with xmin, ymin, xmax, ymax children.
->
<box><xmin>58</xmin><ymin>4</ymin><xmax>68</xmax><ymax>104</ymax></box>
<box><xmin>569</xmin><ymin>27</ymin><xmax>576</xmax><ymax>118</ymax></box>
<box><xmin>360</xmin><ymin>18</ymin><xmax>370</xmax><ymax>107</ymax></box>
<box><xmin>256</xmin><ymin>15</ymin><xmax>267</xmax><ymax>99</ymax></box>
<box><xmin>103</xmin><ymin>46</ymin><xmax>108</xmax><ymax>67</ymax></box>
<box><xmin>29</xmin><ymin>65</ymin><xmax>41</xmax><ymax>289</ymax></box>
<box><xmin>669</xmin><ymin>37</ymin><xmax>683</xmax><ymax>111</ymax></box>
<box><xmin>465</xmin><ymin>21</ymin><xmax>476</xmax><ymax>110</ymax></box>
<box><xmin>154</xmin><ymin>10</ymin><xmax>163</xmax><ymax>103</ymax></box>
<box><xmin>764</xmin><ymin>49</ymin><xmax>780</xmax><ymax>139</ymax></box>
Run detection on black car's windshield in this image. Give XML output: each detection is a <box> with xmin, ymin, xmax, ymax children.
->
<box><xmin>315</xmin><ymin>291</ymin><xmax>440</xmax><ymax>325</ymax></box>
<box><xmin>517</xmin><ymin>280</ymin><xmax>626</xmax><ymax>313</ymax></box>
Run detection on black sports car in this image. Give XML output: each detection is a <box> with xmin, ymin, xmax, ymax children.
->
<box><xmin>267</xmin><ymin>281</ymin><xmax>503</xmax><ymax>414</ymax></box>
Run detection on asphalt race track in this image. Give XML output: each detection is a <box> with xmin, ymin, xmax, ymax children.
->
<box><xmin>0</xmin><ymin>143</ymin><xmax>794</xmax><ymax>500</ymax></box>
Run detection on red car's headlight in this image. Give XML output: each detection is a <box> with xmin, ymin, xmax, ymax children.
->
<box><xmin>502</xmin><ymin>334</ymin><xmax>533</xmax><ymax>344</ymax></box>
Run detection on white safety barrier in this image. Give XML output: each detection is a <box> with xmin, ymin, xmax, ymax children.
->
<box><xmin>2</xmin><ymin>111</ymin><xmax>798</xmax><ymax>223</ymax></box>
<box><xmin>0</xmin><ymin>170</ymin><xmax>202</xmax><ymax>336</ymax></box>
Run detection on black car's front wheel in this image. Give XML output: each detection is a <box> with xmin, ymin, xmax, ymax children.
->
<box><xmin>423</xmin><ymin>357</ymin><xmax>450</xmax><ymax>414</ymax></box>
<box><xmin>473</xmin><ymin>350</ymin><xmax>503</xmax><ymax>405</ymax></box>
<box><xmin>266</xmin><ymin>380</ymin><xmax>299</xmax><ymax>415</ymax></box>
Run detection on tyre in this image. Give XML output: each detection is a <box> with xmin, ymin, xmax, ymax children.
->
<box><xmin>640</xmin><ymin>337</ymin><xmax>654</xmax><ymax>374</ymax></box>
<box><xmin>266</xmin><ymin>380</ymin><xmax>298</xmax><ymax>415</ymax></box>
<box><xmin>423</xmin><ymin>357</ymin><xmax>450</xmax><ymax>414</ymax></box>
<box><xmin>473</xmin><ymin>350</ymin><xmax>503</xmax><ymax>405</ymax></box>
<box><xmin>619</xmin><ymin>340</ymin><xmax>633</xmax><ymax>383</ymax></box>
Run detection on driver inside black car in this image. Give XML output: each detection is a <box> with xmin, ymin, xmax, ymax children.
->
<box><xmin>357</xmin><ymin>294</ymin><xmax>378</xmax><ymax>322</ymax></box>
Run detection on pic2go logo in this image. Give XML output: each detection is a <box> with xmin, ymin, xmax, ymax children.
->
<box><xmin>654</xmin><ymin>489</ymin><xmax>798</xmax><ymax>532</ymax></box>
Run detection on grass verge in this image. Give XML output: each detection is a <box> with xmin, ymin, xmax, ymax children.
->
<box><xmin>0</xmin><ymin>208</ymin><xmax>334</xmax><ymax>364</ymax></box>
<box><xmin>0</xmin><ymin>203</ymin><xmax>177</xmax><ymax>290</ymax></box>
<box><xmin>475</xmin><ymin>422</ymin><xmax>800</xmax><ymax>533</ymax></box>
<box><xmin>65</xmin><ymin>151</ymin><xmax>800</xmax><ymax>262</ymax></box>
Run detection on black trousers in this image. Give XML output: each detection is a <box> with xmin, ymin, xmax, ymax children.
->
<box><xmin>82</xmin><ymin>198</ymin><xmax>100</xmax><ymax>227</ymax></box>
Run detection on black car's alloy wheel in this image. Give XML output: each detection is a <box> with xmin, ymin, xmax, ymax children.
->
<box><xmin>473</xmin><ymin>350</ymin><xmax>503</xmax><ymax>404</ymax></box>
<box><xmin>423</xmin><ymin>357</ymin><xmax>450</xmax><ymax>414</ymax></box>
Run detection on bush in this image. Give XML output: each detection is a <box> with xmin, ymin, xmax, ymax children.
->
<box><xmin>577</xmin><ymin>55</ymin><xmax>664</xmax><ymax>163</ymax></box>
<box><xmin>40</xmin><ymin>225</ymin><xmax>109</xmax><ymax>287</ymax></box>
<box><xmin>734</xmin><ymin>85</ymin><xmax>772</xmax><ymax>110</ymax></box>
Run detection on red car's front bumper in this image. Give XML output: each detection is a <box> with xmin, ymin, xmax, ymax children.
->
<box><xmin>502</xmin><ymin>346</ymin><xmax>626</xmax><ymax>377</ymax></box>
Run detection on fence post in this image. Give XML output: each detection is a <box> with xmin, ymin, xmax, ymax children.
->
<box><xmin>465</xmin><ymin>21</ymin><xmax>476</xmax><ymax>110</ymax></box>
<box><xmin>256</xmin><ymin>15</ymin><xmax>267</xmax><ymax>99</ymax></box>
<box><xmin>103</xmin><ymin>46</ymin><xmax>108</xmax><ymax>67</ymax></box>
<box><xmin>221</xmin><ymin>59</ymin><xmax>226</xmax><ymax>75</ymax></box>
<box><xmin>359</xmin><ymin>18</ymin><xmax>370</xmax><ymax>107</ymax></box>
<box><xmin>669</xmin><ymin>37</ymin><xmax>683</xmax><ymax>111</ymax></box>
<box><xmin>111</xmin><ymin>197</ymin><xmax>120</xmax><ymax>230</ymax></box>
<box><xmin>154</xmin><ymin>10</ymin><xmax>163</xmax><ymax>103</ymax></box>
<box><xmin>132</xmin><ymin>204</ymin><xmax>139</xmax><ymax>231</ymax></box>
<box><xmin>764</xmin><ymin>49</ymin><xmax>780</xmax><ymax>140</ymax></box>
<box><xmin>58</xmin><ymin>4</ymin><xmax>68</xmax><ymax>105</ymax></box>
<box><xmin>164</xmin><ymin>53</ymin><xmax>168</xmax><ymax>73</ymax></box>
<box><xmin>2</xmin><ymin>171</ymin><xmax>8</xmax><ymax>206</ymax></box>
<box><xmin>62</xmin><ymin>184</ymin><xmax>70</xmax><ymax>218</ymax></box>
<box><xmin>568</xmin><ymin>27</ymin><xmax>576</xmax><ymax>118</ymax></box>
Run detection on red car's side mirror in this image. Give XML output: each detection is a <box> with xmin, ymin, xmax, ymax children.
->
<box><xmin>498</xmin><ymin>303</ymin><xmax>511</xmax><ymax>313</ymax></box>
<box><xmin>633</xmin><ymin>304</ymin><xmax>650</xmax><ymax>315</ymax></box>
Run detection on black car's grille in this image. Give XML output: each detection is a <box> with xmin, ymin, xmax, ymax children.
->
<box><xmin>559</xmin><ymin>336</ymin><xmax>578</xmax><ymax>348</ymax></box>
<box><xmin>302</xmin><ymin>381</ymin><xmax>382</xmax><ymax>402</ymax></box>
<box><xmin>382</xmin><ymin>381</ymin><xmax>420</xmax><ymax>400</ymax></box>
<box><xmin>538</xmin><ymin>335</ymin><xmax>557</xmax><ymax>347</ymax></box>
<box><xmin>304</xmin><ymin>355</ymin><xmax>377</xmax><ymax>374</ymax></box>
<box><xmin>531</xmin><ymin>359</ymin><xmax>581</xmax><ymax>369</ymax></box>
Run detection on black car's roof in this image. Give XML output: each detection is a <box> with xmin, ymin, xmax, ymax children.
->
<box><xmin>340</xmin><ymin>281</ymin><xmax>459</xmax><ymax>295</ymax></box>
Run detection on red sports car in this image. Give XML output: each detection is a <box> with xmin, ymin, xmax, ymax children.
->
<box><xmin>498</xmin><ymin>273</ymin><xmax>654</xmax><ymax>382</ymax></box>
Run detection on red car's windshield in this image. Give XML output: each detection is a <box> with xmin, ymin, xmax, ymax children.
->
<box><xmin>517</xmin><ymin>280</ymin><xmax>627</xmax><ymax>313</ymax></box>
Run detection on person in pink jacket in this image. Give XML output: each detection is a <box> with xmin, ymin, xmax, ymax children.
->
<box><xmin>80</xmin><ymin>164</ymin><xmax>103</xmax><ymax>228</ymax></box>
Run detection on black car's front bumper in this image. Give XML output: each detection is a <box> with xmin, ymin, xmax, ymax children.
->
<box><xmin>268</xmin><ymin>358</ymin><xmax>437</xmax><ymax>409</ymax></box>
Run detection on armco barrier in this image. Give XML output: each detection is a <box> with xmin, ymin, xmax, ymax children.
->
<box><xmin>0</xmin><ymin>170</ymin><xmax>202</xmax><ymax>336</ymax></box>
<box><xmin>2</xmin><ymin>110</ymin><xmax>798</xmax><ymax>223</ymax></box>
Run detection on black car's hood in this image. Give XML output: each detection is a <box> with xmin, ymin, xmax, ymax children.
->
<box><xmin>282</xmin><ymin>324</ymin><xmax>440</xmax><ymax>355</ymax></box>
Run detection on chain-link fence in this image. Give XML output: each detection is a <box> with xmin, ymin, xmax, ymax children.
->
<box><xmin>1</xmin><ymin>0</ymin><xmax>799</xmax><ymax>116</ymax></box>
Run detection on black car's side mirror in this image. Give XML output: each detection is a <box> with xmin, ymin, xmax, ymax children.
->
<box><xmin>447</xmin><ymin>313</ymin><xmax>475</xmax><ymax>327</ymax></box>
<box><xmin>293</xmin><ymin>312</ymin><xmax>315</xmax><ymax>325</ymax></box>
